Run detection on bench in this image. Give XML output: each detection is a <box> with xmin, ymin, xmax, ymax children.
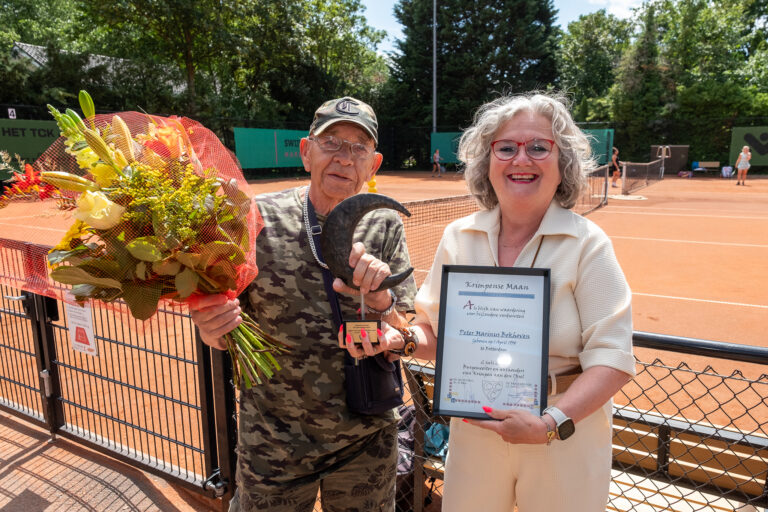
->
<box><xmin>404</xmin><ymin>361</ymin><xmax>768</xmax><ymax>511</ymax></box>
<box><xmin>692</xmin><ymin>160</ymin><xmax>720</xmax><ymax>176</ymax></box>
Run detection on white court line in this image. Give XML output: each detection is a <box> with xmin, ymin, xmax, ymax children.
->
<box><xmin>0</xmin><ymin>221</ymin><xmax>65</xmax><ymax>233</ymax></box>
<box><xmin>633</xmin><ymin>292</ymin><xmax>768</xmax><ymax>310</ymax></box>
<box><xmin>599</xmin><ymin>210</ymin><xmax>768</xmax><ymax>221</ymax></box>
<box><xmin>610</xmin><ymin>235</ymin><xmax>768</xmax><ymax>248</ymax></box>
<box><xmin>0</xmin><ymin>214</ymin><xmax>62</xmax><ymax>221</ymax></box>
<box><xmin>605</xmin><ymin>205</ymin><xmax>767</xmax><ymax>215</ymax></box>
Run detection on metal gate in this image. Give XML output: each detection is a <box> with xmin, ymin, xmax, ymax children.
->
<box><xmin>0</xmin><ymin>238</ymin><xmax>236</xmax><ymax>501</ymax></box>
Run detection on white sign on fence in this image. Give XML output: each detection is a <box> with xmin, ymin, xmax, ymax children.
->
<box><xmin>8</xmin><ymin>108</ymin><xmax>16</xmax><ymax>119</ymax></box>
<box><xmin>63</xmin><ymin>297</ymin><xmax>97</xmax><ymax>356</ymax></box>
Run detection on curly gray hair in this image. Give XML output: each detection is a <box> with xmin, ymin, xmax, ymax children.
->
<box><xmin>458</xmin><ymin>92</ymin><xmax>594</xmax><ymax>210</ymax></box>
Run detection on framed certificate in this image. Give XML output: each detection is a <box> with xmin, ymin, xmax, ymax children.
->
<box><xmin>433</xmin><ymin>265</ymin><xmax>550</xmax><ymax>419</ymax></box>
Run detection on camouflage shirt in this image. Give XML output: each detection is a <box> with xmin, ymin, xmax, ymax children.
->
<box><xmin>237</xmin><ymin>186</ymin><xmax>417</xmax><ymax>487</ymax></box>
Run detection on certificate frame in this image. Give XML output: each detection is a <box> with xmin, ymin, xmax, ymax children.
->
<box><xmin>433</xmin><ymin>265</ymin><xmax>550</xmax><ymax>419</ymax></box>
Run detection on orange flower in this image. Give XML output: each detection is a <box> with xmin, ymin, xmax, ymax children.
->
<box><xmin>155</xmin><ymin>125</ymin><xmax>182</xmax><ymax>159</ymax></box>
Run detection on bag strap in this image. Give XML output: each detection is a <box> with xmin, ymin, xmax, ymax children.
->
<box><xmin>304</xmin><ymin>191</ymin><xmax>344</xmax><ymax>329</ymax></box>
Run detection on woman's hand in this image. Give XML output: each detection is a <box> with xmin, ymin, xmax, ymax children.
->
<box><xmin>189</xmin><ymin>295</ymin><xmax>242</xmax><ymax>350</ymax></box>
<box><xmin>337</xmin><ymin>321</ymin><xmax>404</xmax><ymax>362</ymax></box>
<box><xmin>465</xmin><ymin>407</ymin><xmax>550</xmax><ymax>445</ymax></box>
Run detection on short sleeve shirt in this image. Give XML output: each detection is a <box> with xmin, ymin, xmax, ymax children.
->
<box><xmin>237</xmin><ymin>187</ymin><xmax>417</xmax><ymax>487</ymax></box>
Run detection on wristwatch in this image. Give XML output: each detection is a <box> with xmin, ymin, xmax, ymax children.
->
<box><xmin>542</xmin><ymin>406</ymin><xmax>575</xmax><ymax>441</ymax></box>
<box><xmin>389</xmin><ymin>326</ymin><xmax>419</xmax><ymax>357</ymax></box>
<box><xmin>366</xmin><ymin>289</ymin><xmax>397</xmax><ymax>316</ymax></box>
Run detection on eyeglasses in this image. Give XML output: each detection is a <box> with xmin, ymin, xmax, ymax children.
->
<box><xmin>490</xmin><ymin>138</ymin><xmax>555</xmax><ymax>161</ymax></box>
<box><xmin>308</xmin><ymin>135</ymin><xmax>375</xmax><ymax>159</ymax></box>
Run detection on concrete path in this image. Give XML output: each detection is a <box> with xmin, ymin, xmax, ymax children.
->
<box><xmin>0</xmin><ymin>411</ymin><xmax>221</xmax><ymax>512</ymax></box>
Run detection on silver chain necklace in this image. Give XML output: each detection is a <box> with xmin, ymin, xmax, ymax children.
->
<box><xmin>303</xmin><ymin>186</ymin><xmax>329</xmax><ymax>269</ymax></box>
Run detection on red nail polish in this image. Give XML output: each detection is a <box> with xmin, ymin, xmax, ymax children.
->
<box><xmin>377</xmin><ymin>329</ymin><xmax>384</xmax><ymax>337</ymax></box>
<box><xmin>360</xmin><ymin>329</ymin><xmax>367</xmax><ymax>337</ymax></box>
<box><xmin>462</xmin><ymin>418</ymin><xmax>469</xmax><ymax>423</ymax></box>
<box><xmin>346</xmin><ymin>334</ymin><xmax>352</xmax><ymax>343</ymax></box>
<box><xmin>482</xmin><ymin>406</ymin><xmax>493</xmax><ymax>413</ymax></box>
<box><xmin>339</xmin><ymin>325</ymin><xmax>343</xmax><ymax>333</ymax></box>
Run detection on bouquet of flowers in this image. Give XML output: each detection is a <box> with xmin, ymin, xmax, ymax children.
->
<box><xmin>37</xmin><ymin>90</ymin><xmax>285</xmax><ymax>388</ymax></box>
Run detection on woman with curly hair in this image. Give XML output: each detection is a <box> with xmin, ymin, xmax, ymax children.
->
<box><xmin>381</xmin><ymin>92</ymin><xmax>636</xmax><ymax>511</ymax></box>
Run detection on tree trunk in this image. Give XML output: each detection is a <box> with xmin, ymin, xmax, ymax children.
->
<box><xmin>183</xmin><ymin>28</ymin><xmax>196</xmax><ymax>115</ymax></box>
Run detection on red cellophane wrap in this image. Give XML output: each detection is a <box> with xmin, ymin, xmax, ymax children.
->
<box><xmin>0</xmin><ymin>111</ymin><xmax>262</xmax><ymax>315</ymax></box>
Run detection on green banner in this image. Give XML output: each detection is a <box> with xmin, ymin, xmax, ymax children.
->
<box><xmin>0</xmin><ymin>120</ymin><xmax>59</xmax><ymax>180</ymax></box>
<box><xmin>430</xmin><ymin>132</ymin><xmax>461</xmax><ymax>164</ymax></box>
<box><xmin>730</xmin><ymin>127</ymin><xmax>768</xmax><ymax>166</ymax></box>
<box><xmin>582</xmin><ymin>128</ymin><xmax>614</xmax><ymax>165</ymax></box>
<box><xmin>430</xmin><ymin>129</ymin><xmax>614</xmax><ymax>166</ymax></box>
<box><xmin>234</xmin><ymin>128</ymin><xmax>306</xmax><ymax>168</ymax></box>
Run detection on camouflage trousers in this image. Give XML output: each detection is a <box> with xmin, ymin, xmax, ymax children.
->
<box><xmin>229</xmin><ymin>424</ymin><xmax>398</xmax><ymax>512</ymax></box>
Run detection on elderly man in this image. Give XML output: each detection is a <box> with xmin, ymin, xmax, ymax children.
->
<box><xmin>190</xmin><ymin>97</ymin><xmax>417</xmax><ymax>511</ymax></box>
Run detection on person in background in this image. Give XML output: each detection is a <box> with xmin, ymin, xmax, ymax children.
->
<box><xmin>735</xmin><ymin>145</ymin><xmax>751</xmax><ymax>186</ymax></box>
<box><xmin>432</xmin><ymin>148</ymin><xmax>443</xmax><ymax>177</ymax></box>
<box><xmin>611</xmin><ymin>146</ymin><xmax>621</xmax><ymax>188</ymax></box>
<box><xmin>360</xmin><ymin>92</ymin><xmax>635</xmax><ymax>511</ymax></box>
<box><xmin>191</xmin><ymin>96</ymin><xmax>417</xmax><ymax>512</ymax></box>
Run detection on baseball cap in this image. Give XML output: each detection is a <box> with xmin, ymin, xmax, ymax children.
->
<box><xmin>309</xmin><ymin>97</ymin><xmax>378</xmax><ymax>145</ymax></box>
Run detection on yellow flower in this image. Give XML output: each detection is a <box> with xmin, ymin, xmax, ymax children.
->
<box><xmin>51</xmin><ymin>220</ymin><xmax>89</xmax><ymax>252</ymax></box>
<box><xmin>89</xmin><ymin>163</ymin><xmax>118</xmax><ymax>187</ymax></box>
<box><xmin>66</xmin><ymin>144</ymin><xmax>99</xmax><ymax>169</ymax></box>
<box><xmin>74</xmin><ymin>191</ymin><xmax>125</xmax><ymax>230</ymax></box>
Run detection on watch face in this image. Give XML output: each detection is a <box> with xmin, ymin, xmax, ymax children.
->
<box><xmin>558</xmin><ymin>418</ymin><xmax>576</xmax><ymax>440</ymax></box>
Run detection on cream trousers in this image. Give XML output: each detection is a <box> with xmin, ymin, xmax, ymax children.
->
<box><xmin>442</xmin><ymin>403</ymin><xmax>612</xmax><ymax>512</ymax></box>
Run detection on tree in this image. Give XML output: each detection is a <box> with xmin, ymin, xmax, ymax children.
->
<box><xmin>303</xmin><ymin>0</ymin><xmax>387</xmax><ymax>98</ymax></box>
<box><xmin>557</xmin><ymin>10</ymin><xmax>631</xmax><ymax>120</ymax></box>
<box><xmin>80</xmin><ymin>0</ymin><xmax>246</xmax><ymax>114</ymax></box>
<box><xmin>653</xmin><ymin>0</ymin><xmax>750</xmax><ymax>87</ymax></box>
<box><xmin>0</xmin><ymin>0</ymin><xmax>80</xmax><ymax>50</ymax></box>
<box><xmin>385</xmin><ymin>0</ymin><xmax>559</xmax><ymax>130</ymax></box>
<box><xmin>611</xmin><ymin>4</ymin><xmax>670</xmax><ymax>160</ymax></box>
<box><xmin>233</xmin><ymin>0</ymin><xmax>387</xmax><ymax>123</ymax></box>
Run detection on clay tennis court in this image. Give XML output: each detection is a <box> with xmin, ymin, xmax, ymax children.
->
<box><xmin>3</xmin><ymin>171</ymin><xmax>765</xmax><ymax>356</ymax></box>
<box><xmin>2</xmin><ymin>170</ymin><xmax>767</xmax><ymax>510</ymax></box>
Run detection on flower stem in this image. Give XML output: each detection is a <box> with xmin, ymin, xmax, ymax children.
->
<box><xmin>226</xmin><ymin>313</ymin><xmax>286</xmax><ymax>389</ymax></box>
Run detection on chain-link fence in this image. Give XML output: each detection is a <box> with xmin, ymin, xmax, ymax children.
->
<box><xmin>398</xmin><ymin>333</ymin><xmax>768</xmax><ymax>512</ymax></box>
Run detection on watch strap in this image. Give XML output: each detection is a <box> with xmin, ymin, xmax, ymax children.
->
<box><xmin>543</xmin><ymin>406</ymin><xmax>569</xmax><ymax>427</ymax></box>
<box><xmin>366</xmin><ymin>289</ymin><xmax>397</xmax><ymax>316</ymax></box>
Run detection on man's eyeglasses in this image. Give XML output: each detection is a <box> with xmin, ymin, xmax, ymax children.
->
<box><xmin>308</xmin><ymin>135</ymin><xmax>375</xmax><ymax>159</ymax></box>
<box><xmin>490</xmin><ymin>138</ymin><xmax>555</xmax><ymax>161</ymax></box>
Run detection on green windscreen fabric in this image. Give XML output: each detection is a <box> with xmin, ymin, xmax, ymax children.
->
<box><xmin>0</xmin><ymin>120</ymin><xmax>59</xmax><ymax>180</ymax></box>
<box><xmin>430</xmin><ymin>132</ymin><xmax>461</xmax><ymax>164</ymax></box>
<box><xmin>730</xmin><ymin>127</ymin><xmax>768</xmax><ymax>166</ymax></box>
<box><xmin>234</xmin><ymin>128</ymin><xmax>306</xmax><ymax>168</ymax></box>
<box><xmin>431</xmin><ymin>129</ymin><xmax>614</xmax><ymax>165</ymax></box>
<box><xmin>582</xmin><ymin>128</ymin><xmax>614</xmax><ymax>165</ymax></box>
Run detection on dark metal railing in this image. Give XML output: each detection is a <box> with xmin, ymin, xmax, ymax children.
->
<box><xmin>400</xmin><ymin>332</ymin><xmax>768</xmax><ymax>512</ymax></box>
<box><xmin>0</xmin><ymin>238</ymin><xmax>236</xmax><ymax>501</ymax></box>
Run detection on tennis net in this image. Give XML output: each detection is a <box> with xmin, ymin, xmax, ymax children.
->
<box><xmin>401</xmin><ymin>168</ymin><xmax>610</xmax><ymax>286</ymax></box>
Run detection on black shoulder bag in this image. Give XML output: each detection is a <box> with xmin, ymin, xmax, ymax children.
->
<box><xmin>305</xmin><ymin>192</ymin><xmax>404</xmax><ymax>416</ymax></box>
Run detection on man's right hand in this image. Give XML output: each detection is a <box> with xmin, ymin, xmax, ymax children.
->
<box><xmin>189</xmin><ymin>295</ymin><xmax>242</xmax><ymax>350</ymax></box>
